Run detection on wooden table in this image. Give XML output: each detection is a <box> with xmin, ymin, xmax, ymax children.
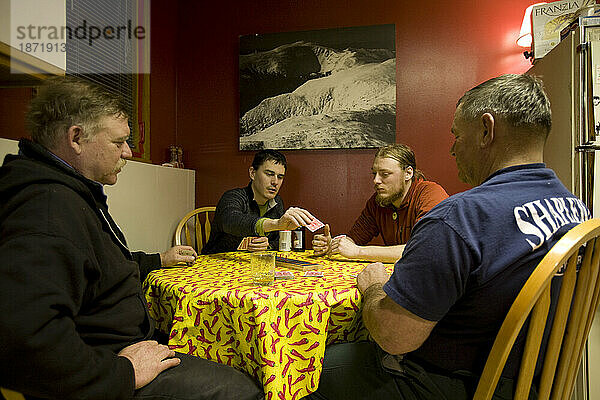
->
<box><xmin>143</xmin><ymin>251</ymin><xmax>392</xmax><ymax>400</ymax></box>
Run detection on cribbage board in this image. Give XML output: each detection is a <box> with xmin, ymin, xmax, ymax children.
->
<box><xmin>275</xmin><ymin>255</ymin><xmax>321</xmax><ymax>271</ymax></box>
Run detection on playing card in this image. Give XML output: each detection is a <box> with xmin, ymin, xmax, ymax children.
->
<box><xmin>306</xmin><ymin>218</ymin><xmax>325</xmax><ymax>232</ymax></box>
<box><xmin>237</xmin><ymin>237</ymin><xmax>250</xmax><ymax>251</ymax></box>
<box><xmin>274</xmin><ymin>270</ymin><xmax>295</xmax><ymax>279</ymax></box>
<box><xmin>303</xmin><ymin>270</ymin><xmax>324</xmax><ymax>278</ymax></box>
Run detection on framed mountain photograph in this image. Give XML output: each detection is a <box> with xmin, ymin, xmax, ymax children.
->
<box><xmin>239</xmin><ymin>24</ymin><xmax>396</xmax><ymax>150</ymax></box>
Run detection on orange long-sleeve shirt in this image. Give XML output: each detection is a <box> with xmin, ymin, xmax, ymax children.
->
<box><xmin>348</xmin><ymin>179</ymin><xmax>449</xmax><ymax>245</ymax></box>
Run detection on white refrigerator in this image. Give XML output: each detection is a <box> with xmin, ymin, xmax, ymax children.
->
<box><xmin>528</xmin><ymin>26</ymin><xmax>600</xmax><ymax>400</ymax></box>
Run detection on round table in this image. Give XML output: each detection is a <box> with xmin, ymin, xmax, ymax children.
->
<box><xmin>144</xmin><ymin>251</ymin><xmax>393</xmax><ymax>400</ymax></box>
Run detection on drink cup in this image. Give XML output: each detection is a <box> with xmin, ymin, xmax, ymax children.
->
<box><xmin>251</xmin><ymin>252</ymin><xmax>275</xmax><ymax>286</ymax></box>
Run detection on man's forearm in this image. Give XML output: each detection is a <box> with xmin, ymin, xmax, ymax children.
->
<box><xmin>355</xmin><ymin>245</ymin><xmax>405</xmax><ymax>263</ymax></box>
<box><xmin>361</xmin><ymin>282</ymin><xmax>388</xmax><ymax>342</ymax></box>
<box><xmin>221</xmin><ymin>210</ymin><xmax>261</xmax><ymax>237</ymax></box>
<box><xmin>262</xmin><ymin>218</ymin><xmax>280</xmax><ymax>232</ymax></box>
<box><xmin>361</xmin><ymin>282</ymin><xmax>434</xmax><ymax>355</ymax></box>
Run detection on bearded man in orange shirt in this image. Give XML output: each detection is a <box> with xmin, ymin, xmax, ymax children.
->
<box><xmin>313</xmin><ymin>144</ymin><xmax>448</xmax><ymax>263</ymax></box>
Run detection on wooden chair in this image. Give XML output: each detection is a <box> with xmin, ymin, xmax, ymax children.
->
<box><xmin>174</xmin><ymin>207</ymin><xmax>216</xmax><ymax>253</ymax></box>
<box><xmin>474</xmin><ymin>218</ymin><xmax>600</xmax><ymax>400</ymax></box>
<box><xmin>0</xmin><ymin>388</ymin><xmax>25</xmax><ymax>400</ymax></box>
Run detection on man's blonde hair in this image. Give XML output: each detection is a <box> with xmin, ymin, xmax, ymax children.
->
<box><xmin>375</xmin><ymin>144</ymin><xmax>424</xmax><ymax>181</ymax></box>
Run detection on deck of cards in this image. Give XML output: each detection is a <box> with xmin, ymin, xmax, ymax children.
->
<box><xmin>237</xmin><ymin>237</ymin><xmax>251</xmax><ymax>251</ymax></box>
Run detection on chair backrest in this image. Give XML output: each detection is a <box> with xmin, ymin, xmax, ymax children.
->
<box><xmin>474</xmin><ymin>218</ymin><xmax>600</xmax><ymax>400</ymax></box>
<box><xmin>174</xmin><ymin>207</ymin><xmax>216</xmax><ymax>253</ymax></box>
<box><xmin>0</xmin><ymin>388</ymin><xmax>25</xmax><ymax>400</ymax></box>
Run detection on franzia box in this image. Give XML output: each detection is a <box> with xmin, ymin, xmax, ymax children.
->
<box><xmin>532</xmin><ymin>0</ymin><xmax>595</xmax><ymax>59</ymax></box>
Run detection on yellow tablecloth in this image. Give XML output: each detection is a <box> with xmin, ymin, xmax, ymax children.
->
<box><xmin>143</xmin><ymin>251</ymin><xmax>391</xmax><ymax>400</ymax></box>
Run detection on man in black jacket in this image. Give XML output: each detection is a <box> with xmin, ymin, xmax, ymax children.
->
<box><xmin>0</xmin><ymin>77</ymin><xmax>262</xmax><ymax>400</ymax></box>
<box><xmin>202</xmin><ymin>149</ymin><xmax>316</xmax><ymax>254</ymax></box>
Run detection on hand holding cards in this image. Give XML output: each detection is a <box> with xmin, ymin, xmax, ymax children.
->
<box><xmin>311</xmin><ymin>223</ymin><xmax>331</xmax><ymax>256</ymax></box>
<box><xmin>238</xmin><ymin>236</ymin><xmax>269</xmax><ymax>252</ymax></box>
<box><xmin>273</xmin><ymin>207</ymin><xmax>315</xmax><ymax>231</ymax></box>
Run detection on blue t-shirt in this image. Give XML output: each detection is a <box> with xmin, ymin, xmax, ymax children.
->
<box><xmin>383</xmin><ymin>164</ymin><xmax>590</xmax><ymax>377</ymax></box>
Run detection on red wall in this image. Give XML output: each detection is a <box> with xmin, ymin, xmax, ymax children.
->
<box><xmin>149</xmin><ymin>0</ymin><xmax>179</xmax><ymax>164</ymax></box>
<box><xmin>172</xmin><ymin>0</ymin><xmax>534</xmax><ymax>237</ymax></box>
<box><xmin>0</xmin><ymin>88</ymin><xmax>33</xmax><ymax>141</ymax></box>
<box><xmin>0</xmin><ymin>0</ymin><xmax>535</xmax><ymax>240</ymax></box>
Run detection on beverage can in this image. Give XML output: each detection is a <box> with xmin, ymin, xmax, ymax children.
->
<box><xmin>279</xmin><ymin>230</ymin><xmax>292</xmax><ymax>251</ymax></box>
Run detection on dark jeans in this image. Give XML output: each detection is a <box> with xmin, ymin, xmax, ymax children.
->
<box><xmin>132</xmin><ymin>352</ymin><xmax>263</xmax><ymax>400</ymax></box>
<box><xmin>304</xmin><ymin>342</ymin><xmax>536</xmax><ymax>400</ymax></box>
<box><xmin>22</xmin><ymin>352</ymin><xmax>263</xmax><ymax>400</ymax></box>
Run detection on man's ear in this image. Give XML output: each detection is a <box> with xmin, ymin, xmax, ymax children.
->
<box><xmin>249</xmin><ymin>166</ymin><xmax>255</xmax><ymax>181</ymax></box>
<box><xmin>67</xmin><ymin>125</ymin><xmax>84</xmax><ymax>154</ymax></box>
<box><xmin>404</xmin><ymin>165</ymin><xmax>414</xmax><ymax>181</ymax></box>
<box><xmin>480</xmin><ymin>113</ymin><xmax>495</xmax><ymax>148</ymax></box>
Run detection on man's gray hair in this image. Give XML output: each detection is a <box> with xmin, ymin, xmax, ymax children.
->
<box><xmin>457</xmin><ymin>74</ymin><xmax>552</xmax><ymax>138</ymax></box>
<box><xmin>26</xmin><ymin>76</ymin><xmax>128</xmax><ymax>149</ymax></box>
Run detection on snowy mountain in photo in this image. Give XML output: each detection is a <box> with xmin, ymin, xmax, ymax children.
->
<box><xmin>239</xmin><ymin>41</ymin><xmax>396</xmax><ymax>150</ymax></box>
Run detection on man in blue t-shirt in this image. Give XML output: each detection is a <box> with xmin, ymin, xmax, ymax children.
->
<box><xmin>307</xmin><ymin>74</ymin><xmax>590</xmax><ymax>400</ymax></box>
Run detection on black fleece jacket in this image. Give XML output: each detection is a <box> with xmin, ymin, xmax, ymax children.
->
<box><xmin>0</xmin><ymin>139</ymin><xmax>161</xmax><ymax>399</ymax></box>
<box><xmin>202</xmin><ymin>183</ymin><xmax>284</xmax><ymax>254</ymax></box>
